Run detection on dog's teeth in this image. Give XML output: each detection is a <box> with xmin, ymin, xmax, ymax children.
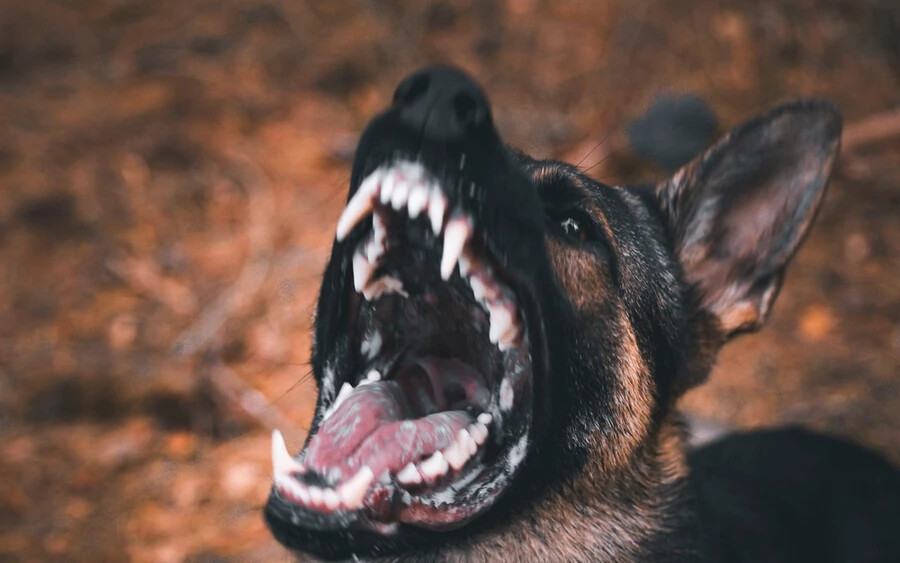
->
<box><xmin>379</xmin><ymin>171</ymin><xmax>397</xmax><ymax>205</ymax></box>
<box><xmin>396</xmin><ymin>462</ymin><xmax>422</xmax><ymax>485</ymax></box>
<box><xmin>469</xmin><ymin>275</ymin><xmax>487</xmax><ymax>302</ymax></box>
<box><xmin>429</xmin><ymin>187</ymin><xmax>447</xmax><ymax>234</ymax></box>
<box><xmin>365</xmin><ymin>239</ymin><xmax>382</xmax><ymax>264</ymax></box>
<box><xmin>407</xmin><ymin>183</ymin><xmax>430</xmax><ymax>218</ymax></box>
<box><xmin>441</xmin><ymin>216</ymin><xmax>471</xmax><ymax>280</ymax></box>
<box><xmin>500</xmin><ymin>377</ymin><xmax>514</xmax><ymax>411</ymax></box>
<box><xmin>361</xmin><ymin>329</ymin><xmax>382</xmax><ymax>359</ymax></box>
<box><xmin>353</xmin><ymin>251</ymin><xmax>374</xmax><ymax>292</ymax></box>
<box><xmin>271</xmin><ymin>429</ymin><xmax>305</xmax><ymax>477</ymax></box>
<box><xmin>309</xmin><ymin>486</ymin><xmax>324</xmax><ymax>505</ymax></box>
<box><xmin>338</xmin><ymin>467</ymin><xmax>374</xmax><ymax>509</ymax></box>
<box><xmin>321</xmin><ymin>380</ymin><xmax>354</xmax><ymax>422</ymax></box>
<box><xmin>296</xmin><ymin>484</ymin><xmax>311</xmax><ymax>504</ymax></box>
<box><xmin>458</xmin><ymin>429</ymin><xmax>478</xmax><ymax>456</ymax></box>
<box><xmin>390</xmin><ymin>178</ymin><xmax>411</xmax><ymax>211</ymax></box>
<box><xmin>468</xmin><ymin>422</ymin><xmax>488</xmax><ymax>446</ymax></box>
<box><xmin>372</xmin><ymin>211</ymin><xmax>388</xmax><ymax>243</ymax></box>
<box><xmin>336</xmin><ymin>381</ymin><xmax>353</xmax><ymax>401</ymax></box>
<box><xmin>336</xmin><ymin>171</ymin><xmax>381</xmax><ymax>241</ymax></box>
<box><xmin>323</xmin><ymin>488</ymin><xmax>340</xmax><ymax>510</ymax></box>
<box><xmin>458</xmin><ymin>252</ymin><xmax>472</xmax><ymax>277</ymax></box>
<box><xmin>420</xmin><ymin>452</ymin><xmax>449</xmax><ymax>478</ymax></box>
<box><xmin>359</xmin><ymin>369</ymin><xmax>381</xmax><ymax>385</ymax></box>
<box><xmin>477</xmin><ymin>413</ymin><xmax>493</xmax><ymax>425</ymax></box>
<box><xmin>331</xmin><ymin>381</ymin><xmax>353</xmax><ymax>408</ymax></box>
<box><xmin>488</xmin><ymin>302</ymin><xmax>515</xmax><ymax>345</ymax></box>
<box><xmin>362</xmin><ymin>275</ymin><xmax>406</xmax><ymax>301</ymax></box>
<box><xmin>442</xmin><ymin>440</ymin><xmax>469</xmax><ymax>471</ymax></box>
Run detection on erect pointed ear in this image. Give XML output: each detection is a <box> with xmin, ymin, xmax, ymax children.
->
<box><xmin>656</xmin><ymin>100</ymin><xmax>841</xmax><ymax>337</ymax></box>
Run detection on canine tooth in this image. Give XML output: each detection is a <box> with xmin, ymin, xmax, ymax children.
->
<box><xmin>477</xmin><ymin>413</ymin><xmax>493</xmax><ymax>425</ymax></box>
<box><xmin>296</xmin><ymin>485</ymin><xmax>311</xmax><ymax>504</ymax></box>
<box><xmin>428</xmin><ymin>187</ymin><xmax>447</xmax><ymax>234</ymax></box>
<box><xmin>391</xmin><ymin>178</ymin><xmax>411</xmax><ymax>210</ymax></box>
<box><xmin>420</xmin><ymin>452</ymin><xmax>449</xmax><ymax>478</ymax></box>
<box><xmin>271</xmin><ymin>429</ymin><xmax>305</xmax><ymax>477</ymax></box>
<box><xmin>323</xmin><ymin>488</ymin><xmax>340</xmax><ymax>510</ymax></box>
<box><xmin>441</xmin><ymin>217</ymin><xmax>470</xmax><ymax>280</ymax></box>
<box><xmin>336</xmin><ymin>172</ymin><xmax>381</xmax><ymax>241</ymax></box>
<box><xmin>396</xmin><ymin>462</ymin><xmax>422</xmax><ymax>485</ymax></box>
<box><xmin>353</xmin><ymin>251</ymin><xmax>374</xmax><ymax>292</ymax></box>
<box><xmin>339</xmin><ymin>467</ymin><xmax>374</xmax><ymax>510</ymax></box>
<box><xmin>407</xmin><ymin>184</ymin><xmax>429</xmax><ymax>218</ymax></box>
<box><xmin>442</xmin><ymin>441</ymin><xmax>469</xmax><ymax>471</ymax></box>
<box><xmin>469</xmin><ymin>422</ymin><xmax>488</xmax><ymax>446</ymax></box>
<box><xmin>309</xmin><ymin>486</ymin><xmax>324</xmax><ymax>504</ymax></box>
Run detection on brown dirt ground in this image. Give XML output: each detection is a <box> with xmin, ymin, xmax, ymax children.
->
<box><xmin>1</xmin><ymin>0</ymin><xmax>898</xmax><ymax>561</ymax></box>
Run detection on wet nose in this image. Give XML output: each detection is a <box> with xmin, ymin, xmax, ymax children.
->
<box><xmin>393</xmin><ymin>66</ymin><xmax>491</xmax><ymax>143</ymax></box>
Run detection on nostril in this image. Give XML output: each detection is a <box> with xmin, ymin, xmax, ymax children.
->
<box><xmin>394</xmin><ymin>74</ymin><xmax>430</xmax><ymax>107</ymax></box>
<box><xmin>453</xmin><ymin>92</ymin><xmax>485</xmax><ymax>127</ymax></box>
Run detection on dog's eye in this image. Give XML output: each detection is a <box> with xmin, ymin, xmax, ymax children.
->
<box><xmin>560</xmin><ymin>217</ymin><xmax>587</xmax><ymax>241</ymax></box>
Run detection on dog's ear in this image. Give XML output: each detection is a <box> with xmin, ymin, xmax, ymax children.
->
<box><xmin>656</xmin><ymin>100</ymin><xmax>841</xmax><ymax>336</ymax></box>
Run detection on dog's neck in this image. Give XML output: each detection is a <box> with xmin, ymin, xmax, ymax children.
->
<box><xmin>390</xmin><ymin>414</ymin><xmax>701</xmax><ymax>563</ymax></box>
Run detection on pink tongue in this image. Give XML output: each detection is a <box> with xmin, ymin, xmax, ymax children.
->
<box><xmin>303</xmin><ymin>359</ymin><xmax>485</xmax><ymax>483</ymax></box>
<box><xmin>305</xmin><ymin>381</ymin><xmax>407</xmax><ymax>471</ymax></box>
<box><xmin>350</xmin><ymin>411</ymin><xmax>471</xmax><ymax>478</ymax></box>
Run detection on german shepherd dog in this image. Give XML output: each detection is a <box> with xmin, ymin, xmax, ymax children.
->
<box><xmin>264</xmin><ymin>67</ymin><xmax>900</xmax><ymax>561</ymax></box>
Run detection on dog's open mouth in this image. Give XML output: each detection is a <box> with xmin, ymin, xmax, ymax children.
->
<box><xmin>269</xmin><ymin>160</ymin><xmax>535</xmax><ymax>534</ymax></box>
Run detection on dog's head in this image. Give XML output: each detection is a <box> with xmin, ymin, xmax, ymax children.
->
<box><xmin>265</xmin><ymin>67</ymin><xmax>841</xmax><ymax>559</ymax></box>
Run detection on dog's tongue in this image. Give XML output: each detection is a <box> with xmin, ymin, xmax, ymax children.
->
<box><xmin>305</xmin><ymin>381</ymin><xmax>408</xmax><ymax>471</ymax></box>
<box><xmin>303</xmin><ymin>359</ymin><xmax>484</xmax><ymax>483</ymax></box>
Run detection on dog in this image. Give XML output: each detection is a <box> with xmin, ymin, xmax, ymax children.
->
<box><xmin>264</xmin><ymin>66</ymin><xmax>900</xmax><ymax>562</ymax></box>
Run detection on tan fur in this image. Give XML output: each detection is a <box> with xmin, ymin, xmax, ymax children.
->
<box><xmin>392</xmin><ymin>414</ymin><xmax>691</xmax><ymax>563</ymax></box>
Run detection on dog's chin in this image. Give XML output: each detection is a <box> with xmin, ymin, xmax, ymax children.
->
<box><xmin>264</xmin><ymin>160</ymin><xmax>540</xmax><ymax>556</ymax></box>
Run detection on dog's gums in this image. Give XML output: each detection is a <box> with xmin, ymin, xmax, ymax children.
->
<box><xmin>270</xmin><ymin>159</ymin><xmax>536</xmax><ymax>533</ymax></box>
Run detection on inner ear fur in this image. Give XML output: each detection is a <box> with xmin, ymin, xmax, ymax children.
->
<box><xmin>656</xmin><ymin>100</ymin><xmax>842</xmax><ymax>336</ymax></box>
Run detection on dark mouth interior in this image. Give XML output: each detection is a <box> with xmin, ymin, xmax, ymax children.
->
<box><xmin>271</xmin><ymin>161</ymin><xmax>534</xmax><ymax>531</ymax></box>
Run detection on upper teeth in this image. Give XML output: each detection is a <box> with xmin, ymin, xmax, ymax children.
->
<box><xmin>440</xmin><ymin>215</ymin><xmax>471</xmax><ymax>280</ymax></box>
<box><xmin>338</xmin><ymin>161</ymin><xmax>523</xmax><ymax>349</ymax></box>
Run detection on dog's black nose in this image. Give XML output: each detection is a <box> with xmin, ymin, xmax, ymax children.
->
<box><xmin>393</xmin><ymin>66</ymin><xmax>491</xmax><ymax>143</ymax></box>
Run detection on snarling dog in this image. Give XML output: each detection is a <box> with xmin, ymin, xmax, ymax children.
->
<box><xmin>264</xmin><ymin>67</ymin><xmax>900</xmax><ymax>561</ymax></box>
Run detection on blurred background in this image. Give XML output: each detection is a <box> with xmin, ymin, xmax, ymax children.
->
<box><xmin>1</xmin><ymin>0</ymin><xmax>898</xmax><ymax>560</ymax></box>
